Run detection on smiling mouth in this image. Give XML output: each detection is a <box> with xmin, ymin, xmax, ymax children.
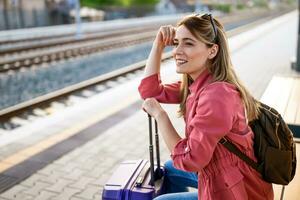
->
<box><xmin>176</xmin><ymin>59</ymin><xmax>188</xmax><ymax>66</ymax></box>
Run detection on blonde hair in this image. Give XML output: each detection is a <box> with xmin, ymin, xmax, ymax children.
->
<box><xmin>177</xmin><ymin>14</ymin><xmax>260</xmax><ymax>122</ymax></box>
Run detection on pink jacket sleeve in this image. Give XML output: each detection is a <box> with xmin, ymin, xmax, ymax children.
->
<box><xmin>171</xmin><ymin>83</ymin><xmax>237</xmax><ymax>172</ymax></box>
<box><xmin>138</xmin><ymin>73</ymin><xmax>181</xmax><ymax>104</ymax></box>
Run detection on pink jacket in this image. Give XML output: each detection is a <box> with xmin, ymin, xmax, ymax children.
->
<box><xmin>138</xmin><ymin>70</ymin><xmax>274</xmax><ymax>200</ymax></box>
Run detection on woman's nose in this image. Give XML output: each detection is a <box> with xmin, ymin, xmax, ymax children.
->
<box><xmin>172</xmin><ymin>45</ymin><xmax>183</xmax><ymax>56</ymax></box>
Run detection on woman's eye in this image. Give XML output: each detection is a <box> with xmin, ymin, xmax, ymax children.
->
<box><xmin>185</xmin><ymin>43</ymin><xmax>193</xmax><ymax>46</ymax></box>
<box><xmin>173</xmin><ymin>43</ymin><xmax>178</xmax><ymax>46</ymax></box>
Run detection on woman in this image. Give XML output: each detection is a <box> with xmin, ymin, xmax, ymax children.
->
<box><xmin>138</xmin><ymin>14</ymin><xmax>274</xmax><ymax>200</ymax></box>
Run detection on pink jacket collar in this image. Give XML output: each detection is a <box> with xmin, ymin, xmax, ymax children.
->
<box><xmin>188</xmin><ymin>69</ymin><xmax>212</xmax><ymax>94</ymax></box>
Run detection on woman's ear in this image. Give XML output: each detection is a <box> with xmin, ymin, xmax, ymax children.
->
<box><xmin>208</xmin><ymin>44</ymin><xmax>219</xmax><ymax>59</ymax></box>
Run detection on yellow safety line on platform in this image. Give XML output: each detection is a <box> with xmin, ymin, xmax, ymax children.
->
<box><xmin>0</xmin><ymin>94</ymin><xmax>139</xmax><ymax>173</ymax></box>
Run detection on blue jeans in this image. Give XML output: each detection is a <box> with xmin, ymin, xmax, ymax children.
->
<box><xmin>154</xmin><ymin>160</ymin><xmax>198</xmax><ymax>200</ymax></box>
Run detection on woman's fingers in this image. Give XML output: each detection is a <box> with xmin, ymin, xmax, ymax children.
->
<box><xmin>159</xmin><ymin>25</ymin><xmax>176</xmax><ymax>46</ymax></box>
<box><xmin>166</xmin><ymin>25</ymin><xmax>176</xmax><ymax>45</ymax></box>
<box><xmin>161</xmin><ymin>26</ymin><xmax>168</xmax><ymax>45</ymax></box>
<box><xmin>166</xmin><ymin>25</ymin><xmax>174</xmax><ymax>45</ymax></box>
<box><xmin>142</xmin><ymin>98</ymin><xmax>162</xmax><ymax>118</ymax></box>
<box><xmin>165</xmin><ymin>26</ymin><xmax>171</xmax><ymax>45</ymax></box>
<box><xmin>142</xmin><ymin>98</ymin><xmax>154</xmax><ymax>112</ymax></box>
<box><xmin>170</xmin><ymin>26</ymin><xmax>176</xmax><ymax>45</ymax></box>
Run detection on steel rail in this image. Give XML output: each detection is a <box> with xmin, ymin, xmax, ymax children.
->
<box><xmin>0</xmin><ymin>26</ymin><xmax>159</xmax><ymax>55</ymax></box>
<box><xmin>0</xmin><ymin>31</ymin><xmax>157</xmax><ymax>73</ymax></box>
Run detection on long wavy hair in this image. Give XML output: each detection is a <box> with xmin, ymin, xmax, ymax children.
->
<box><xmin>177</xmin><ymin>14</ymin><xmax>260</xmax><ymax>122</ymax></box>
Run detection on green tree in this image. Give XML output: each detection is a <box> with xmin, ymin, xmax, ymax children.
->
<box><xmin>130</xmin><ymin>0</ymin><xmax>159</xmax><ymax>5</ymax></box>
<box><xmin>80</xmin><ymin>0</ymin><xmax>159</xmax><ymax>8</ymax></box>
<box><xmin>80</xmin><ymin>0</ymin><xmax>120</xmax><ymax>7</ymax></box>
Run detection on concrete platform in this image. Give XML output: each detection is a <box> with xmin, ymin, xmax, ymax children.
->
<box><xmin>0</xmin><ymin>10</ymin><xmax>298</xmax><ymax>200</ymax></box>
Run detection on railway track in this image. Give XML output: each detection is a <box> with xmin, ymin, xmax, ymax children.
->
<box><xmin>0</xmin><ymin>26</ymin><xmax>157</xmax><ymax>56</ymax></box>
<box><xmin>0</xmin><ymin>30</ymin><xmax>157</xmax><ymax>73</ymax></box>
<box><xmin>0</xmin><ymin>8</ymin><xmax>292</xmax><ymax>74</ymax></box>
<box><xmin>0</xmin><ymin>8</ymin><xmax>295</xmax><ymax>131</ymax></box>
<box><xmin>0</xmin><ymin>24</ymin><xmax>169</xmax><ymax>57</ymax></box>
<box><xmin>0</xmin><ymin>57</ymin><xmax>157</xmax><ymax>130</ymax></box>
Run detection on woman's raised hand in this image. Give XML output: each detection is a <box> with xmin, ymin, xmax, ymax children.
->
<box><xmin>155</xmin><ymin>25</ymin><xmax>176</xmax><ymax>49</ymax></box>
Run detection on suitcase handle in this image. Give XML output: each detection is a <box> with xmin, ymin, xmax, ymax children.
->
<box><xmin>148</xmin><ymin>114</ymin><xmax>162</xmax><ymax>186</ymax></box>
<box><xmin>154</xmin><ymin>119</ymin><xmax>161</xmax><ymax>172</ymax></box>
<box><xmin>148</xmin><ymin>114</ymin><xmax>155</xmax><ymax>186</ymax></box>
<box><xmin>136</xmin><ymin>164</ymin><xmax>150</xmax><ymax>187</ymax></box>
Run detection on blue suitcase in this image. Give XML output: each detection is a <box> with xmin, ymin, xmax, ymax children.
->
<box><xmin>102</xmin><ymin>115</ymin><xmax>166</xmax><ymax>200</ymax></box>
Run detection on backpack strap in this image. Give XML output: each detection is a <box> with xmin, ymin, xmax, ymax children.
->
<box><xmin>219</xmin><ymin>137</ymin><xmax>262</xmax><ymax>174</ymax></box>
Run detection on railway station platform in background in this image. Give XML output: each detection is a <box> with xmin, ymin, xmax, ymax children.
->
<box><xmin>0</xmin><ymin>10</ymin><xmax>299</xmax><ymax>200</ymax></box>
